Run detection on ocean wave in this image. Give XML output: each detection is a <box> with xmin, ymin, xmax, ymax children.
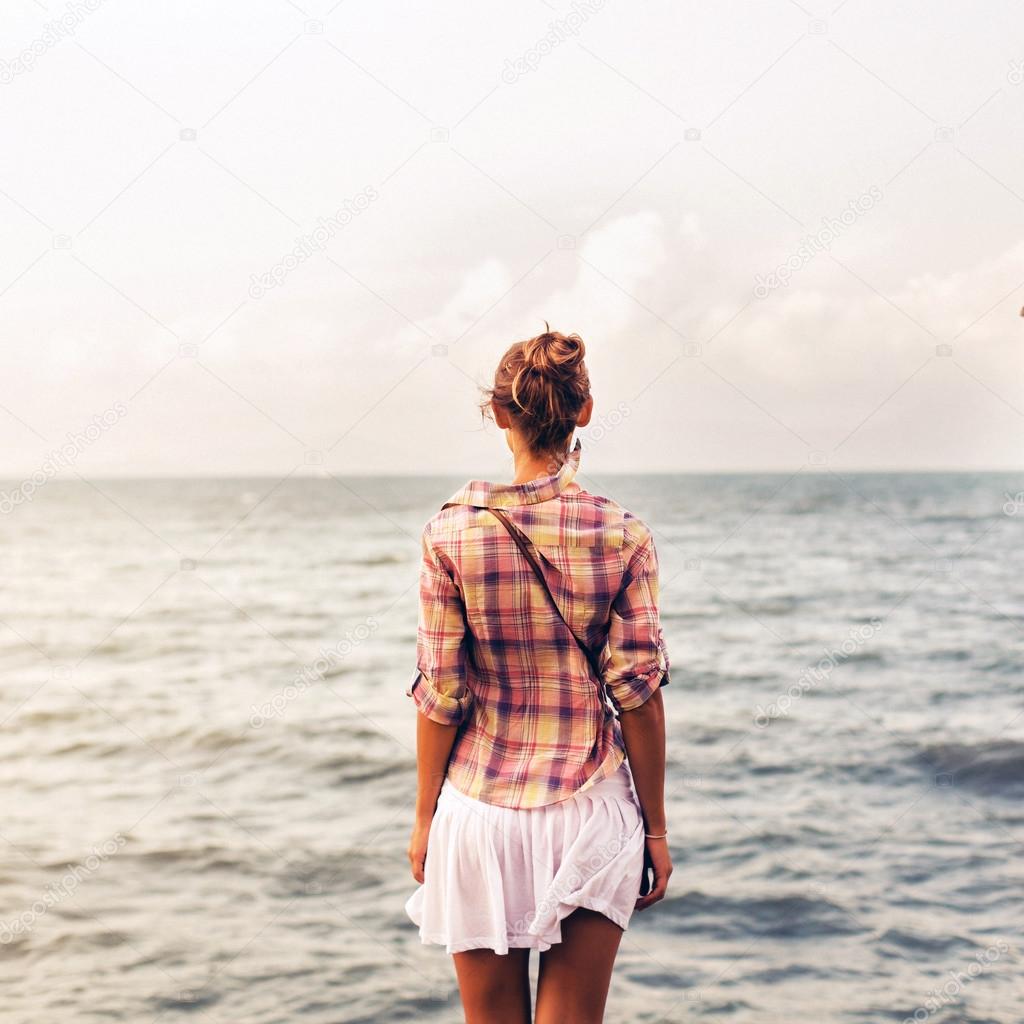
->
<box><xmin>344</xmin><ymin>553</ymin><xmax>409</xmax><ymax>566</ymax></box>
<box><xmin>274</xmin><ymin>851</ymin><xmax>386</xmax><ymax>898</ymax></box>
<box><xmin>658</xmin><ymin>890</ymin><xmax>864</xmax><ymax>940</ymax></box>
<box><xmin>837</xmin><ymin>649</ymin><xmax>885</xmax><ymax>665</ymax></box>
<box><xmin>924</xmin><ymin>648</ymin><xmax>972</xmax><ymax>662</ymax></box>
<box><xmin>148</xmin><ymin>991</ymin><xmax>222</xmax><ymax>1014</ymax></box>
<box><xmin>915</xmin><ymin>740</ymin><xmax>1024</xmax><ymax>795</ymax></box>
<box><xmin>121</xmin><ymin>846</ymin><xmax>258</xmax><ymax>872</ymax></box>
<box><xmin>877</xmin><ymin>927</ymin><xmax>974</xmax><ymax>955</ymax></box>
<box><xmin>917</xmin><ymin>513</ymin><xmax>1002</xmax><ymax>524</ymax></box>
<box><xmin>978</xmin><ymin>655</ymin><xmax>1024</xmax><ymax>676</ymax></box>
<box><xmin>740</xmin><ymin>963</ymin><xmax>842</xmax><ymax>984</ymax></box>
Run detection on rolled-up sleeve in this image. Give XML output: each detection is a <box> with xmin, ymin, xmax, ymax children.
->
<box><xmin>600</xmin><ymin>528</ymin><xmax>671</xmax><ymax>713</ymax></box>
<box><xmin>405</xmin><ymin>525</ymin><xmax>474</xmax><ymax>727</ymax></box>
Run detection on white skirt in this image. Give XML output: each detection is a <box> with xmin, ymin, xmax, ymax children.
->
<box><xmin>404</xmin><ymin>758</ymin><xmax>646</xmax><ymax>954</ymax></box>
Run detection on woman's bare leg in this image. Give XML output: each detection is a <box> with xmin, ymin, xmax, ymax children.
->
<box><xmin>451</xmin><ymin>947</ymin><xmax>532</xmax><ymax>1024</ymax></box>
<box><xmin>534</xmin><ymin>908</ymin><xmax>623</xmax><ymax>1023</ymax></box>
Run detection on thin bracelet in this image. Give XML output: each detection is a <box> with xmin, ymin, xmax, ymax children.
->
<box><xmin>644</xmin><ymin>831</ymin><xmax>668</xmax><ymax>839</ymax></box>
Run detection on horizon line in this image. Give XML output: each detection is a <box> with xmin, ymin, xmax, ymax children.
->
<box><xmin>4</xmin><ymin>466</ymin><xmax>1021</xmax><ymax>482</ymax></box>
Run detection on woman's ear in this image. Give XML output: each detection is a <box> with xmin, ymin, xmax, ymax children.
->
<box><xmin>576</xmin><ymin>395</ymin><xmax>594</xmax><ymax>428</ymax></box>
<box><xmin>491</xmin><ymin>398</ymin><xmax>511</xmax><ymax>430</ymax></box>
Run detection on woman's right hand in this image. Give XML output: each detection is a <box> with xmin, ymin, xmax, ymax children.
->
<box><xmin>635</xmin><ymin>836</ymin><xmax>672</xmax><ymax>910</ymax></box>
<box><xmin>407</xmin><ymin>816</ymin><xmax>432</xmax><ymax>884</ymax></box>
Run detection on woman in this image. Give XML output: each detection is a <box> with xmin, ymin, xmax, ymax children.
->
<box><xmin>404</xmin><ymin>328</ymin><xmax>672</xmax><ymax>1024</ymax></box>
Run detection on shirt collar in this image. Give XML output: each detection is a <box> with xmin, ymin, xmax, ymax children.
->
<box><xmin>443</xmin><ymin>438</ymin><xmax>582</xmax><ymax>509</ymax></box>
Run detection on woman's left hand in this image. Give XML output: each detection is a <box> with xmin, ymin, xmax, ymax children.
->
<box><xmin>407</xmin><ymin>816</ymin><xmax>433</xmax><ymax>883</ymax></box>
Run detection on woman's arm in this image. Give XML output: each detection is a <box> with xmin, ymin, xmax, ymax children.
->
<box><xmin>620</xmin><ymin>688</ymin><xmax>672</xmax><ymax>911</ymax></box>
<box><xmin>619</xmin><ymin>687</ymin><xmax>667</xmax><ymax>834</ymax></box>
<box><xmin>407</xmin><ymin>713</ymin><xmax>459</xmax><ymax>883</ymax></box>
<box><xmin>406</xmin><ymin>524</ymin><xmax>474</xmax><ymax>883</ymax></box>
<box><xmin>599</xmin><ymin>524</ymin><xmax>673</xmax><ymax>909</ymax></box>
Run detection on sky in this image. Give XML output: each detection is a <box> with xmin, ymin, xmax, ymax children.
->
<box><xmin>1</xmin><ymin>0</ymin><xmax>1022</xmax><ymax>476</ymax></box>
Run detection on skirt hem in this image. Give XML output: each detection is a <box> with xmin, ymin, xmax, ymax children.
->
<box><xmin>412</xmin><ymin>894</ymin><xmax>633</xmax><ymax>955</ymax></box>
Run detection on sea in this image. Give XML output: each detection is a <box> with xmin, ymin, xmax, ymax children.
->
<box><xmin>1</xmin><ymin>469</ymin><xmax>1021</xmax><ymax>1023</ymax></box>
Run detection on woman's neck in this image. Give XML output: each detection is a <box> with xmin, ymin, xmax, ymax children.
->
<box><xmin>511</xmin><ymin>447</ymin><xmax>564</xmax><ymax>485</ymax></box>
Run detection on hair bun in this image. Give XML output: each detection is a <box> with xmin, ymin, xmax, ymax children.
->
<box><xmin>481</xmin><ymin>326</ymin><xmax>591</xmax><ymax>457</ymax></box>
<box><xmin>521</xmin><ymin>328</ymin><xmax>585</xmax><ymax>382</ymax></box>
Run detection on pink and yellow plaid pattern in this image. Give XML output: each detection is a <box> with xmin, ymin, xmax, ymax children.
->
<box><xmin>406</xmin><ymin>438</ymin><xmax>670</xmax><ymax>809</ymax></box>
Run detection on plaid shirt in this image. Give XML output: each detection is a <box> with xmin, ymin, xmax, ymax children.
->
<box><xmin>406</xmin><ymin>438</ymin><xmax>670</xmax><ymax>809</ymax></box>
